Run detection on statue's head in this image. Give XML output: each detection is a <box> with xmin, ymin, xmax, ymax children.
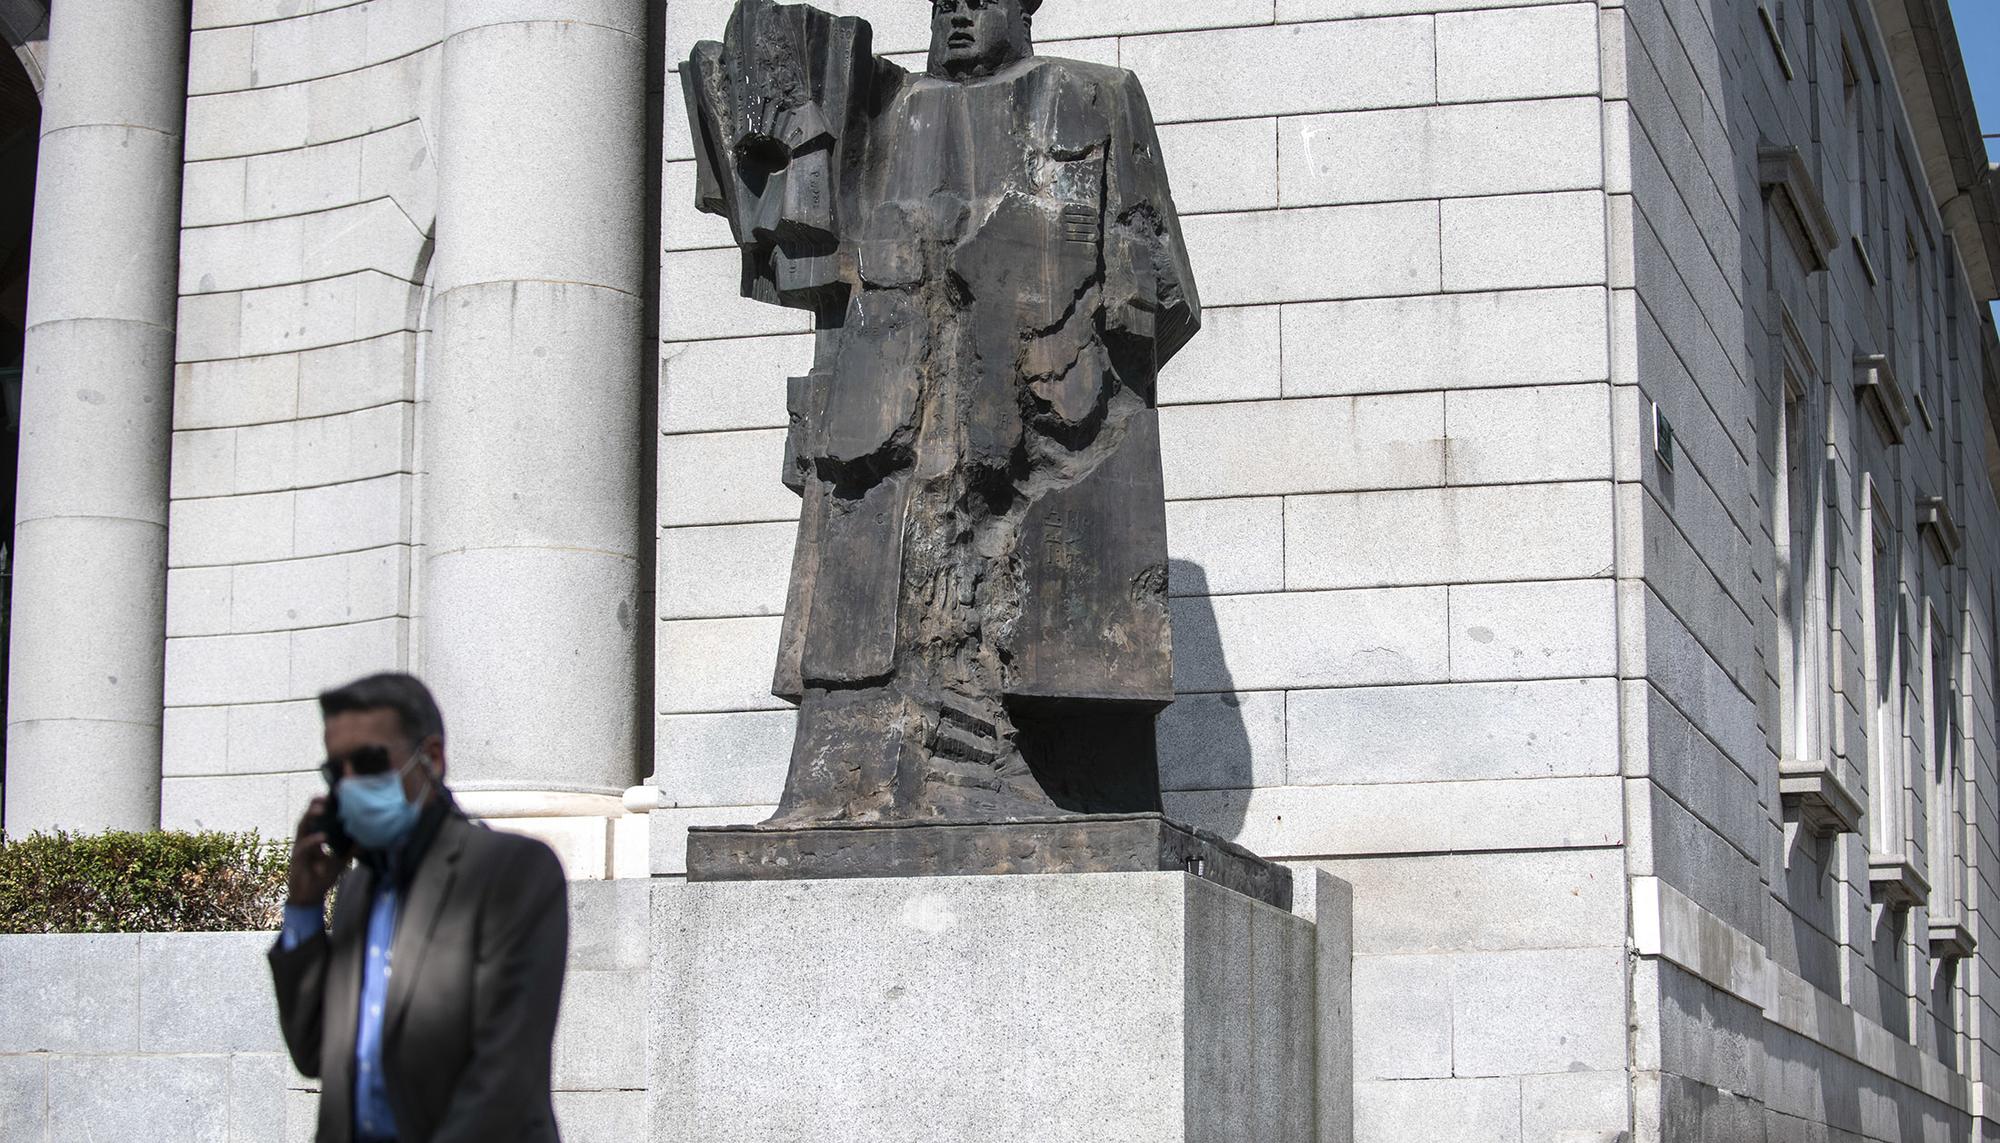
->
<box><xmin>928</xmin><ymin>0</ymin><xmax>1036</xmax><ymax>80</ymax></box>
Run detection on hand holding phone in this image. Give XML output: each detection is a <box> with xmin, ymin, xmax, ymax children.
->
<box><xmin>288</xmin><ymin>794</ymin><xmax>349</xmax><ymax>907</ymax></box>
<box><xmin>312</xmin><ymin>789</ymin><xmax>353</xmax><ymax>858</ymax></box>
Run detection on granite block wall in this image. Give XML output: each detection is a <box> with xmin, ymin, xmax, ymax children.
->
<box><xmin>160</xmin><ymin>0</ymin><xmax>440</xmax><ymax>839</ymax></box>
<box><xmin>0</xmin><ymin>881</ymin><xmax>650</xmax><ymax>1143</ymax></box>
<box><xmin>1617</xmin><ymin>0</ymin><xmax>2000</xmax><ymax>1134</ymax></box>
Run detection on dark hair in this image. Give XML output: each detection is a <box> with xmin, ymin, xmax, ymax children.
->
<box><xmin>318</xmin><ymin>673</ymin><xmax>446</xmax><ymax>747</ymax></box>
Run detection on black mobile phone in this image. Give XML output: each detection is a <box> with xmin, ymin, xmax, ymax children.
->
<box><xmin>314</xmin><ymin>789</ymin><xmax>354</xmax><ymax>857</ymax></box>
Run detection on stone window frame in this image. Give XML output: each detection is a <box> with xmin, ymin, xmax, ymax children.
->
<box><xmin>1840</xmin><ymin>41</ymin><xmax>1870</xmax><ymax>275</ymax></box>
<box><xmin>1760</xmin><ymin>154</ymin><xmax>1858</xmax><ymax>844</ymax></box>
<box><xmin>1773</xmin><ymin>304</ymin><xmax>1839</xmax><ymax>790</ymax></box>
<box><xmin>1922</xmin><ymin>586</ymin><xmax>1972</xmax><ymax>948</ymax></box>
<box><xmin>1918</xmin><ymin>228</ymin><xmax>1942</xmax><ymax>426</ymax></box>
<box><xmin>1856</xmin><ymin>463</ymin><xmax>1936</xmax><ymax>911</ymax></box>
<box><xmin>1840</xmin><ymin>28</ymin><xmax>1887</xmax><ymax>285</ymax></box>
<box><xmin>1759</xmin><ymin>1</ymin><xmax>1799</xmax><ymax>82</ymax></box>
<box><xmin>1920</xmin><ymin>585</ymin><xmax>1976</xmax><ymax>1070</ymax></box>
<box><xmin>1898</xmin><ymin>227</ymin><xmax>1933</xmax><ymax>431</ymax></box>
<box><xmin>1862</xmin><ymin>477</ymin><xmax>1911</xmax><ymax>863</ymax></box>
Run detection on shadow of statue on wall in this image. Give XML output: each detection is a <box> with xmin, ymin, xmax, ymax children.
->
<box><xmin>1159</xmin><ymin>559</ymin><xmax>1255</xmax><ymax>844</ymax></box>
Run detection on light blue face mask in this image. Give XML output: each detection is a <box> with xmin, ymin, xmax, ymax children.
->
<box><xmin>337</xmin><ymin>750</ymin><xmax>429</xmax><ymax>851</ymax></box>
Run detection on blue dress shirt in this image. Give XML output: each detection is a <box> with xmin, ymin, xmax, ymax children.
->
<box><xmin>280</xmin><ymin>885</ymin><xmax>403</xmax><ymax>1143</ymax></box>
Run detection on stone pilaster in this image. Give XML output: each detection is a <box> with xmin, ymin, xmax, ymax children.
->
<box><xmin>4</xmin><ymin>1</ymin><xmax>188</xmax><ymax>835</ymax></box>
<box><xmin>423</xmin><ymin>0</ymin><xmax>650</xmax><ymax>873</ymax></box>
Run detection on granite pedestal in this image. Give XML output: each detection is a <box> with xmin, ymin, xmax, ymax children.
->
<box><xmin>686</xmin><ymin>813</ymin><xmax>1294</xmax><ymax>908</ymax></box>
<box><xmin>652</xmin><ymin>869</ymin><xmax>1352</xmax><ymax>1143</ymax></box>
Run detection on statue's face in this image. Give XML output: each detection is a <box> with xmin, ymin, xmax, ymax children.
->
<box><xmin>930</xmin><ymin>0</ymin><xmax>1029</xmax><ymax>79</ymax></box>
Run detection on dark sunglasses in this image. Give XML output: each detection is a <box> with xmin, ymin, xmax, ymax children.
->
<box><xmin>318</xmin><ymin>744</ymin><xmax>399</xmax><ymax>787</ymax></box>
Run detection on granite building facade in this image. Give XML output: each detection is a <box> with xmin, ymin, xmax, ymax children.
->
<box><xmin>1</xmin><ymin>0</ymin><xmax>1998</xmax><ymax>1139</ymax></box>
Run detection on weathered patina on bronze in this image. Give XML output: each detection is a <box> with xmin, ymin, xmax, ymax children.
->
<box><xmin>682</xmin><ymin>0</ymin><xmax>1202</xmax><ymax>832</ymax></box>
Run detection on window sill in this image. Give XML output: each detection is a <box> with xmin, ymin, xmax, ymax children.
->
<box><xmin>1869</xmin><ymin>853</ymin><xmax>1930</xmax><ymax>910</ymax></box>
<box><xmin>1918</xmin><ymin>494</ymin><xmax>1961</xmax><ymax>565</ymax></box>
<box><xmin>1778</xmin><ymin>759</ymin><xmax>1862</xmax><ymax>838</ymax></box>
<box><xmin>1929</xmin><ymin>918</ymin><xmax>1976</xmax><ymax>960</ymax></box>
<box><xmin>1853</xmin><ymin>352</ymin><xmax>1911</xmax><ymax>445</ymax></box>
<box><xmin>1853</xmin><ymin>235</ymin><xmax>1879</xmax><ymax>286</ymax></box>
<box><xmin>1758</xmin><ymin>5</ymin><xmax>1796</xmax><ymax>80</ymax></box>
<box><xmin>1759</xmin><ymin>144</ymin><xmax>1839</xmax><ymax>270</ymax></box>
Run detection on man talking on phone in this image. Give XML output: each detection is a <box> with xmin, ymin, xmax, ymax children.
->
<box><xmin>270</xmin><ymin>673</ymin><xmax>570</xmax><ymax>1143</ymax></box>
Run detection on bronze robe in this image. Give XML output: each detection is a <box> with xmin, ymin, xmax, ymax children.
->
<box><xmin>687</xmin><ymin>2</ymin><xmax>1199</xmax><ymax>818</ymax></box>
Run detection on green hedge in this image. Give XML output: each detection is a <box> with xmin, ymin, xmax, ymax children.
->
<box><xmin>0</xmin><ymin>829</ymin><xmax>289</xmax><ymax>934</ymax></box>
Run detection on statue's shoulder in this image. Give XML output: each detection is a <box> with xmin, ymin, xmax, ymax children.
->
<box><xmin>1008</xmin><ymin>56</ymin><xmax>1153</xmax><ymax>121</ymax></box>
<box><xmin>919</xmin><ymin>57</ymin><xmax>1152</xmax><ymax>113</ymax></box>
<box><xmin>1021</xmin><ymin>54</ymin><xmax>1139</xmax><ymax>94</ymax></box>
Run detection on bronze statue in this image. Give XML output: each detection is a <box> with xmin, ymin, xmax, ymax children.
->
<box><xmin>685</xmin><ymin>0</ymin><xmax>1201</xmax><ymax>826</ymax></box>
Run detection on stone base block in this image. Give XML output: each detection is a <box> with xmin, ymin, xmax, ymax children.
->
<box><xmin>458</xmin><ymin>789</ymin><xmax>646</xmax><ymax>880</ymax></box>
<box><xmin>687</xmin><ymin>812</ymin><xmax>1293</xmax><ymax>908</ymax></box>
<box><xmin>653</xmin><ymin>870</ymin><xmax>1348</xmax><ymax>1143</ymax></box>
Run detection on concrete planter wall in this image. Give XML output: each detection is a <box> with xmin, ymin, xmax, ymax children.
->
<box><xmin>0</xmin><ymin>881</ymin><xmax>646</xmax><ymax>1142</ymax></box>
<box><xmin>0</xmin><ymin>931</ymin><xmax>284</xmax><ymax>1141</ymax></box>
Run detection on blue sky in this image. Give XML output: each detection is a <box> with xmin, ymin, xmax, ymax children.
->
<box><xmin>1950</xmin><ymin>0</ymin><xmax>1997</xmax><ymax>160</ymax></box>
<box><xmin>1945</xmin><ymin>0</ymin><xmax>1994</xmax><ymax>321</ymax></box>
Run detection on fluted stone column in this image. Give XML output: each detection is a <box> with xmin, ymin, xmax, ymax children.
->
<box><xmin>424</xmin><ymin>1</ymin><xmax>648</xmax><ymax>873</ymax></box>
<box><xmin>3</xmin><ymin>2</ymin><xmax>187</xmax><ymax>835</ymax></box>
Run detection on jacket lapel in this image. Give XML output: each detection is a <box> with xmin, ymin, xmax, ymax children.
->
<box><xmin>384</xmin><ymin>814</ymin><xmax>467</xmax><ymax>1041</ymax></box>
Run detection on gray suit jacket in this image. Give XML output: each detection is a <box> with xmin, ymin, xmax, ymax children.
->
<box><xmin>269</xmin><ymin>811</ymin><xmax>569</xmax><ymax>1143</ymax></box>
